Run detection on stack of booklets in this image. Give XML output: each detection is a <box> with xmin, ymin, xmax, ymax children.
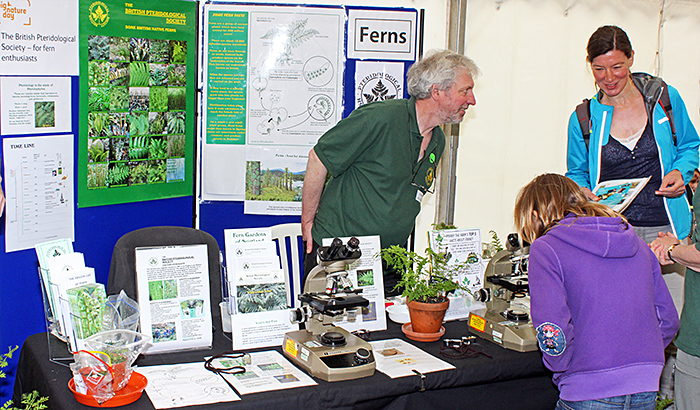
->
<box><xmin>35</xmin><ymin>238</ymin><xmax>105</xmax><ymax>352</ymax></box>
<box><xmin>224</xmin><ymin>227</ymin><xmax>287</xmax><ymax>315</ymax></box>
<box><xmin>223</xmin><ymin>228</ymin><xmax>295</xmax><ymax>349</ymax></box>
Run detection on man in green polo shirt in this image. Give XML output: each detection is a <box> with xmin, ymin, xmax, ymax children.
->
<box><xmin>301</xmin><ymin>49</ymin><xmax>479</xmax><ymax>295</ymax></box>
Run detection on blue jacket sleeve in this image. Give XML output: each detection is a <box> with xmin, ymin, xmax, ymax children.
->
<box><xmin>528</xmin><ymin>240</ymin><xmax>574</xmax><ymax>377</ymax></box>
<box><xmin>565</xmin><ymin>110</ymin><xmax>592</xmax><ymax>190</ymax></box>
<box><xmin>667</xmin><ymin>85</ymin><xmax>700</xmax><ymax>183</ymax></box>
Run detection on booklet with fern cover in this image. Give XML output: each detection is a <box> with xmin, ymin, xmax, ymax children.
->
<box><xmin>592</xmin><ymin>176</ymin><xmax>651</xmax><ymax>213</ymax></box>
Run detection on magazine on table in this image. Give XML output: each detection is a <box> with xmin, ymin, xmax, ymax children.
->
<box><xmin>592</xmin><ymin>176</ymin><xmax>651</xmax><ymax>213</ymax></box>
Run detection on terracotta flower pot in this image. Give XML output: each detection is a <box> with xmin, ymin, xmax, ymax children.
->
<box><xmin>111</xmin><ymin>360</ymin><xmax>131</xmax><ymax>391</ymax></box>
<box><xmin>407</xmin><ymin>299</ymin><xmax>449</xmax><ymax>334</ymax></box>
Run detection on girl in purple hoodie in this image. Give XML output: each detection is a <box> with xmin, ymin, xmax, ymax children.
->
<box><xmin>514</xmin><ymin>173</ymin><xmax>679</xmax><ymax>410</ymax></box>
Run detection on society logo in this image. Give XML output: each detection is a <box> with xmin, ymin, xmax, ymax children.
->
<box><xmin>88</xmin><ymin>1</ymin><xmax>109</xmax><ymax>27</ymax></box>
<box><xmin>356</xmin><ymin>71</ymin><xmax>401</xmax><ymax>107</ymax></box>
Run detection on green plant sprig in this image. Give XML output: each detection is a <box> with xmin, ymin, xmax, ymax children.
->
<box><xmin>1</xmin><ymin>346</ymin><xmax>48</xmax><ymax>410</ymax></box>
<box><xmin>381</xmin><ymin>244</ymin><xmax>471</xmax><ymax>303</ymax></box>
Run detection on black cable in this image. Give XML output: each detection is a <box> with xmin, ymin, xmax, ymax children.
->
<box><xmin>203</xmin><ymin>351</ymin><xmax>247</xmax><ymax>375</ymax></box>
<box><xmin>439</xmin><ymin>344</ymin><xmax>492</xmax><ymax>360</ymax></box>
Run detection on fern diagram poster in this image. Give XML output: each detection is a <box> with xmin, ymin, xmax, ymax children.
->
<box><xmin>77</xmin><ymin>0</ymin><xmax>196</xmax><ymax>207</ymax></box>
<box><xmin>204</xmin><ymin>4</ymin><xmax>344</xmax><ymax>146</ymax></box>
<box><xmin>200</xmin><ymin>4</ymin><xmax>344</xmax><ymax>203</ymax></box>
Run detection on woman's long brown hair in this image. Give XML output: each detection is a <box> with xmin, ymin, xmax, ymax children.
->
<box><xmin>514</xmin><ymin>173</ymin><xmax>624</xmax><ymax>243</ymax></box>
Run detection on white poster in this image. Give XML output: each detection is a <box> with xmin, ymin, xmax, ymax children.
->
<box><xmin>347</xmin><ymin>9</ymin><xmax>417</xmax><ymax>61</ymax></box>
<box><xmin>354</xmin><ymin>61</ymin><xmax>405</xmax><ymax>109</ymax></box>
<box><xmin>135</xmin><ymin>245</ymin><xmax>213</xmax><ymax>354</ymax></box>
<box><xmin>3</xmin><ymin>134</ymin><xmax>74</xmax><ymax>252</ymax></box>
<box><xmin>0</xmin><ymin>0</ymin><xmax>79</xmax><ymax>76</ymax></box>
<box><xmin>1</xmin><ymin>77</ymin><xmax>72</xmax><ymax>135</ymax></box>
<box><xmin>428</xmin><ymin>228</ymin><xmax>486</xmax><ymax>320</ymax></box>
<box><xmin>243</xmin><ymin>146</ymin><xmax>308</xmax><ymax>215</ymax></box>
<box><xmin>245</xmin><ymin>7</ymin><xmax>344</xmax><ymax>146</ymax></box>
<box><xmin>200</xmin><ymin>4</ymin><xmax>345</xmax><ymax>201</ymax></box>
<box><xmin>428</xmin><ymin>228</ymin><xmax>484</xmax><ymax>292</ymax></box>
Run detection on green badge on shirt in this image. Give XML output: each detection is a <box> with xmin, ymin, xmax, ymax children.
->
<box><xmin>429</xmin><ymin>153</ymin><xmax>436</xmax><ymax>163</ymax></box>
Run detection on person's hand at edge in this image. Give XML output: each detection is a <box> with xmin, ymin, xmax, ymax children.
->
<box><xmin>656</xmin><ymin>169</ymin><xmax>686</xmax><ymax>198</ymax></box>
<box><xmin>581</xmin><ymin>186</ymin><xmax>599</xmax><ymax>201</ymax></box>
<box><xmin>650</xmin><ymin>231</ymin><xmax>681</xmax><ymax>265</ymax></box>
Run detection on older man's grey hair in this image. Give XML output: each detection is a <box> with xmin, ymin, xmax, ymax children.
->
<box><xmin>406</xmin><ymin>50</ymin><xmax>479</xmax><ymax>100</ymax></box>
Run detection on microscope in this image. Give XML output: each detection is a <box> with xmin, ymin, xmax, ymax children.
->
<box><xmin>282</xmin><ymin>237</ymin><xmax>376</xmax><ymax>382</ymax></box>
<box><xmin>467</xmin><ymin>233</ymin><xmax>537</xmax><ymax>352</ymax></box>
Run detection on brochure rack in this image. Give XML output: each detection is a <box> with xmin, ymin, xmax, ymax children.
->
<box><xmin>39</xmin><ymin>266</ymin><xmax>72</xmax><ymax>367</ymax></box>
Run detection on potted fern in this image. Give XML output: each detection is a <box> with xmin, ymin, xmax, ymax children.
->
<box><xmin>381</xmin><ymin>244</ymin><xmax>469</xmax><ymax>341</ymax></box>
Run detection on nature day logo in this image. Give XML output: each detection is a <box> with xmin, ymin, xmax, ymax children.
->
<box><xmin>89</xmin><ymin>1</ymin><xmax>109</xmax><ymax>27</ymax></box>
<box><xmin>0</xmin><ymin>1</ymin><xmax>32</xmax><ymax>25</ymax></box>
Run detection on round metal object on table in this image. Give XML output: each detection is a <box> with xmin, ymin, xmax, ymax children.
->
<box><xmin>320</xmin><ymin>331</ymin><xmax>347</xmax><ymax>346</ymax></box>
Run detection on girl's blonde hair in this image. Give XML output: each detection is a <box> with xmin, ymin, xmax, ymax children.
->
<box><xmin>514</xmin><ymin>173</ymin><xmax>624</xmax><ymax>243</ymax></box>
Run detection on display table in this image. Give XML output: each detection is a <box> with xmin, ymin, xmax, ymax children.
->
<box><xmin>13</xmin><ymin>319</ymin><xmax>558</xmax><ymax>410</ymax></box>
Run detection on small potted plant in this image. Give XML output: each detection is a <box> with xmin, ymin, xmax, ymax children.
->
<box><xmin>381</xmin><ymin>243</ymin><xmax>470</xmax><ymax>341</ymax></box>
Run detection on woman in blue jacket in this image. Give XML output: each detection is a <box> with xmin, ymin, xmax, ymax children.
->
<box><xmin>565</xmin><ymin>25</ymin><xmax>699</xmax><ymax>242</ymax></box>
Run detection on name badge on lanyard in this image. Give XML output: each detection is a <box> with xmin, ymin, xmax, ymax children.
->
<box><xmin>415</xmin><ymin>190</ymin><xmax>424</xmax><ymax>203</ymax></box>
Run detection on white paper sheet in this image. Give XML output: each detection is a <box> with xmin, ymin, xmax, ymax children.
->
<box><xmin>217</xmin><ymin>350</ymin><xmax>316</xmax><ymax>394</ymax></box>
<box><xmin>135</xmin><ymin>245</ymin><xmax>213</xmax><ymax>354</ymax></box>
<box><xmin>369</xmin><ymin>338</ymin><xmax>454</xmax><ymax>378</ymax></box>
<box><xmin>428</xmin><ymin>228</ymin><xmax>486</xmax><ymax>319</ymax></box>
<box><xmin>201</xmin><ymin>4</ymin><xmax>345</xmax><ymax>200</ymax></box>
<box><xmin>138</xmin><ymin>362</ymin><xmax>241</xmax><ymax>409</ymax></box>
<box><xmin>1</xmin><ymin>77</ymin><xmax>72</xmax><ymax>135</ymax></box>
<box><xmin>3</xmin><ymin>134</ymin><xmax>74</xmax><ymax>252</ymax></box>
<box><xmin>0</xmin><ymin>0</ymin><xmax>78</xmax><ymax>76</ymax></box>
<box><xmin>230</xmin><ymin>309</ymin><xmax>297</xmax><ymax>350</ymax></box>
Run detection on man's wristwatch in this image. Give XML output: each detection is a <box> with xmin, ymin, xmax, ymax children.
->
<box><xmin>667</xmin><ymin>243</ymin><xmax>680</xmax><ymax>263</ymax></box>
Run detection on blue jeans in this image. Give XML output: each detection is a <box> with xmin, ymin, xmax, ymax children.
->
<box><xmin>555</xmin><ymin>392</ymin><xmax>657</xmax><ymax>410</ymax></box>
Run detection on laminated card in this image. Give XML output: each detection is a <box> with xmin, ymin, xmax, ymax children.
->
<box><xmin>136</xmin><ymin>244</ymin><xmax>212</xmax><ymax>354</ymax></box>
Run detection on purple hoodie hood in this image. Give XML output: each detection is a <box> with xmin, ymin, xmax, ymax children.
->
<box><xmin>544</xmin><ymin>215</ymin><xmax>639</xmax><ymax>259</ymax></box>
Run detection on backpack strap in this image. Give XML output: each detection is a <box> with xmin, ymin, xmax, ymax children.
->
<box><xmin>659</xmin><ymin>85</ymin><xmax>677</xmax><ymax>145</ymax></box>
<box><xmin>577</xmin><ymin>76</ymin><xmax>677</xmax><ymax>150</ymax></box>
<box><xmin>575</xmin><ymin>99</ymin><xmax>592</xmax><ymax>149</ymax></box>
<box><xmin>631</xmin><ymin>72</ymin><xmax>677</xmax><ymax>145</ymax></box>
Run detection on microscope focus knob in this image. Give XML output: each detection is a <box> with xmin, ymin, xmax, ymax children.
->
<box><xmin>354</xmin><ymin>348</ymin><xmax>371</xmax><ymax>365</ymax></box>
<box><xmin>474</xmin><ymin>288</ymin><xmax>490</xmax><ymax>303</ymax></box>
<box><xmin>289</xmin><ymin>308</ymin><xmax>306</xmax><ymax>324</ymax></box>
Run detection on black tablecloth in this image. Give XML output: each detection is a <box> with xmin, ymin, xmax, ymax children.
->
<box><xmin>13</xmin><ymin>319</ymin><xmax>558</xmax><ymax>410</ymax></box>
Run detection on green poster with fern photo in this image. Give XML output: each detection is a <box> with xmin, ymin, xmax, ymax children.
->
<box><xmin>77</xmin><ymin>0</ymin><xmax>196</xmax><ymax>207</ymax></box>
